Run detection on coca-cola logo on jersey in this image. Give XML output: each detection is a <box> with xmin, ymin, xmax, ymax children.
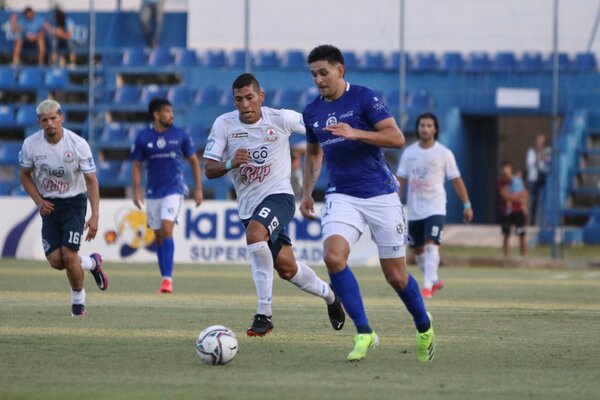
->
<box><xmin>239</xmin><ymin>164</ymin><xmax>271</xmax><ymax>185</ymax></box>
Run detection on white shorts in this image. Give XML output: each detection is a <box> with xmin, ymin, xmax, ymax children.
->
<box><xmin>321</xmin><ymin>192</ymin><xmax>408</xmax><ymax>259</ymax></box>
<box><xmin>145</xmin><ymin>194</ymin><xmax>183</xmax><ymax>230</ymax></box>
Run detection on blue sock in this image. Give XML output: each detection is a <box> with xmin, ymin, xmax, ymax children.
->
<box><xmin>156</xmin><ymin>243</ymin><xmax>165</xmax><ymax>277</ymax></box>
<box><xmin>329</xmin><ymin>266</ymin><xmax>372</xmax><ymax>334</ymax></box>
<box><xmin>161</xmin><ymin>237</ymin><xmax>174</xmax><ymax>279</ymax></box>
<box><xmin>398</xmin><ymin>274</ymin><xmax>431</xmax><ymax>333</ymax></box>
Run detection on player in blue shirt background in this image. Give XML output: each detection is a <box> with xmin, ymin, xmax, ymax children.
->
<box><xmin>300</xmin><ymin>45</ymin><xmax>436</xmax><ymax>362</ymax></box>
<box><xmin>131</xmin><ymin>98</ymin><xmax>203</xmax><ymax>293</ymax></box>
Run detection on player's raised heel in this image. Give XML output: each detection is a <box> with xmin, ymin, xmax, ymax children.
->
<box><xmin>246</xmin><ymin>314</ymin><xmax>273</xmax><ymax>337</ymax></box>
<box><xmin>347</xmin><ymin>331</ymin><xmax>379</xmax><ymax>361</ymax></box>
<box><xmin>416</xmin><ymin>312</ymin><xmax>436</xmax><ymax>362</ymax></box>
<box><xmin>156</xmin><ymin>278</ymin><xmax>172</xmax><ymax>294</ymax></box>
<box><xmin>71</xmin><ymin>303</ymin><xmax>86</xmax><ymax>317</ymax></box>
<box><xmin>327</xmin><ymin>284</ymin><xmax>345</xmax><ymax>331</ymax></box>
<box><xmin>89</xmin><ymin>253</ymin><xmax>108</xmax><ymax>291</ymax></box>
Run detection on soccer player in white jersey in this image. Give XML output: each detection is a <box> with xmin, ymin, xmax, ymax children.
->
<box><xmin>131</xmin><ymin>98</ymin><xmax>203</xmax><ymax>294</ymax></box>
<box><xmin>396</xmin><ymin>113</ymin><xmax>473</xmax><ymax>298</ymax></box>
<box><xmin>300</xmin><ymin>45</ymin><xmax>435</xmax><ymax>362</ymax></box>
<box><xmin>204</xmin><ymin>73</ymin><xmax>345</xmax><ymax>337</ymax></box>
<box><xmin>19</xmin><ymin>99</ymin><xmax>107</xmax><ymax>317</ymax></box>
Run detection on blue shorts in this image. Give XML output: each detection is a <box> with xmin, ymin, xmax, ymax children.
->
<box><xmin>408</xmin><ymin>215</ymin><xmax>445</xmax><ymax>248</ymax></box>
<box><xmin>41</xmin><ymin>194</ymin><xmax>87</xmax><ymax>255</ymax></box>
<box><xmin>242</xmin><ymin>193</ymin><xmax>294</xmax><ymax>261</ymax></box>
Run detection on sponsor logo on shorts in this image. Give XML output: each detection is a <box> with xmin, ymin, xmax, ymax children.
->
<box><xmin>42</xmin><ymin>239</ymin><xmax>50</xmax><ymax>253</ymax></box>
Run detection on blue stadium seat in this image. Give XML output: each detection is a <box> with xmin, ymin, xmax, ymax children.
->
<box><xmin>0</xmin><ymin>67</ymin><xmax>16</xmax><ymax>89</ymax></box>
<box><xmin>121</xmin><ymin>47</ymin><xmax>146</xmax><ymax>67</ymax></box>
<box><xmin>341</xmin><ymin>50</ymin><xmax>359</xmax><ymax>69</ymax></box>
<box><xmin>96</xmin><ymin>160</ymin><xmax>122</xmax><ymax>187</ymax></box>
<box><xmin>0</xmin><ymin>105</ymin><xmax>15</xmax><ymax>125</ymax></box>
<box><xmin>255</xmin><ymin>50</ymin><xmax>279</xmax><ymax>68</ymax></box>
<box><xmin>204</xmin><ymin>49</ymin><xmax>226</xmax><ymax>68</ymax></box>
<box><xmin>195</xmin><ymin>86</ymin><xmax>223</xmax><ymax>106</ymax></box>
<box><xmin>387</xmin><ymin>51</ymin><xmax>412</xmax><ymax>71</ymax></box>
<box><xmin>174</xmin><ymin>48</ymin><xmax>198</xmax><ymax>67</ymax></box>
<box><xmin>140</xmin><ymin>84</ymin><xmax>166</xmax><ymax>104</ymax></box>
<box><xmin>113</xmin><ymin>85</ymin><xmax>139</xmax><ymax>104</ymax></box>
<box><xmin>492</xmin><ymin>51</ymin><xmax>516</xmax><ymax>73</ymax></box>
<box><xmin>573</xmin><ymin>52</ymin><xmax>597</xmax><ymax>73</ymax></box>
<box><xmin>384</xmin><ymin>88</ymin><xmax>403</xmax><ymax>109</ymax></box>
<box><xmin>465</xmin><ymin>52</ymin><xmax>491</xmax><ymax>73</ymax></box>
<box><xmin>439</xmin><ymin>52</ymin><xmax>464</xmax><ymax>72</ymax></box>
<box><xmin>518</xmin><ymin>52</ymin><xmax>543</xmax><ymax>72</ymax></box>
<box><xmin>229</xmin><ymin>49</ymin><xmax>250</xmax><ymax>69</ymax></box>
<box><xmin>0</xmin><ymin>141</ymin><xmax>22</xmax><ymax>165</ymax></box>
<box><xmin>167</xmin><ymin>85</ymin><xmax>192</xmax><ymax>106</ymax></box>
<box><xmin>148</xmin><ymin>47</ymin><xmax>172</xmax><ymax>67</ymax></box>
<box><xmin>281</xmin><ymin>50</ymin><xmax>305</xmax><ymax>69</ymax></box>
<box><xmin>116</xmin><ymin>161</ymin><xmax>133</xmax><ymax>186</ymax></box>
<box><xmin>362</xmin><ymin>51</ymin><xmax>385</xmax><ymax>70</ymax></box>
<box><xmin>186</xmin><ymin>121</ymin><xmax>208</xmax><ymax>148</ymax></box>
<box><xmin>407</xmin><ymin>89</ymin><xmax>432</xmax><ymax>110</ymax></box>
<box><xmin>413</xmin><ymin>52</ymin><xmax>436</xmax><ymax>72</ymax></box>
<box><xmin>0</xmin><ymin>182</ymin><xmax>12</xmax><ymax>195</ymax></box>
<box><xmin>15</xmin><ymin>105</ymin><xmax>37</xmax><ymax>126</ymax></box>
<box><xmin>271</xmin><ymin>87</ymin><xmax>302</xmax><ymax>109</ymax></box>
<box><xmin>45</xmin><ymin>68</ymin><xmax>68</xmax><ymax>89</ymax></box>
<box><xmin>99</xmin><ymin>123</ymin><xmax>131</xmax><ymax>148</ymax></box>
<box><xmin>543</xmin><ymin>52</ymin><xmax>571</xmax><ymax>72</ymax></box>
<box><xmin>128</xmin><ymin>123</ymin><xmax>148</xmax><ymax>140</ymax></box>
<box><xmin>261</xmin><ymin>88</ymin><xmax>277</xmax><ymax>108</ymax></box>
<box><xmin>17</xmin><ymin>67</ymin><xmax>44</xmax><ymax>89</ymax></box>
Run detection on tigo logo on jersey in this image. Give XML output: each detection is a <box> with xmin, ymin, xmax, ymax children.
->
<box><xmin>264</xmin><ymin>128</ymin><xmax>277</xmax><ymax>142</ymax></box>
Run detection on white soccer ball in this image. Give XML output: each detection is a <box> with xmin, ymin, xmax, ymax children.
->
<box><xmin>195</xmin><ymin>325</ymin><xmax>238</xmax><ymax>365</ymax></box>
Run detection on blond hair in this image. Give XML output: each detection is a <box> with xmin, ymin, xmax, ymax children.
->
<box><xmin>36</xmin><ymin>99</ymin><xmax>62</xmax><ymax>116</ymax></box>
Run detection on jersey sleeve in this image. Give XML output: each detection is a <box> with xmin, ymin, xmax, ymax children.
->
<box><xmin>360</xmin><ymin>87</ymin><xmax>393</xmax><ymax>127</ymax></box>
<box><xmin>77</xmin><ymin>138</ymin><xmax>96</xmax><ymax>173</ymax></box>
<box><xmin>181</xmin><ymin>129</ymin><xmax>197</xmax><ymax>158</ymax></box>
<box><xmin>396</xmin><ymin>149</ymin><xmax>409</xmax><ymax>178</ymax></box>
<box><xmin>203</xmin><ymin>119</ymin><xmax>227</xmax><ymax>162</ymax></box>
<box><xmin>130</xmin><ymin>133</ymin><xmax>145</xmax><ymax>162</ymax></box>
<box><xmin>444</xmin><ymin>148</ymin><xmax>461</xmax><ymax>180</ymax></box>
<box><xmin>18</xmin><ymin>140</ymin><xmax>33</xmax><ymax>169</ymax></box>
<box><xmin>282</xmin><ymin>109</ymin><xmax>306</xmax><ymax>135</ymax></box>
<box><xmin>303</xmin><ymin>110</ymin><xmax>319</xmax><ymax>144</ymax></box>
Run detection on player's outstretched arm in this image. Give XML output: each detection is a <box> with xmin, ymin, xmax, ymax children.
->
<box><xmin>131</xmin><ymin>160</ymin><xmax>144</xmax><ymax>209</ymax></box>
<box><xmin>83</xmin><ymin>172</ymin><xmax>100</xmax><ymax>241</ymax></box>
<box><xmin>451</xmin><ymin>177</ymin><xmax>473</xmax><ymax>223</ymax></box>
<box><xmin>299</xmin><ymin>142</ymin><xmax>323</xmax><ymax>219</ymax></box>
<box><xmin>188</xmin><ymin>154</ymin><xmax>204</xmax><ymax>207</ymax></box>
<box><xmin>204</xmin><ymin>149</ymin><xmax>250</xmax><ymax>179</ymax></box>
<box><xmin>324</xmin><ymin>117</ymin><xmax>405</xmax><ymax>149</ymax></box>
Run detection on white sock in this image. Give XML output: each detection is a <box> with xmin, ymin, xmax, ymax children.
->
<box><xmin>290</xmin><ymin>261</ymin><xmax>334</xmax><ymax>304</ymax></box>
<box><xmin>80</xmin><ymin>255</ymin><xmax>94</xmax><ymax>271</ymax></box>
<box><xmin>248</xmin><ymin>241</ymin><xmax>274</xmax><ymax>316</ymax></box>
<box><xmin>423</xmin><ymin>244</ymin><xmax>440</xmax><ymax>289</ymax></box>
<box><xmin>71</xmin><ymin>288</ymin><xmax>86</xmax><ymax>305</ymax></box>
<box><xmin>415</xmin><ymin>253</ymin><xmax>425</xmax><ymax>274</ymax></box>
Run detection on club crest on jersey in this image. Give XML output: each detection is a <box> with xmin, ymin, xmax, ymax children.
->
<box><xmin>231</xmin><ymin>130</ymin><xmax>248</xmax><ymax>138</ymax></box>
<box><xmin>264</xmin><ymin>128</ymin><xmax>278</xmax><ymax>142</ymax></box>
<box><xmin>63</xmin><ymin>151</ymin><xmax>74</xmax><ymax>163</ymax></box>
<box><xmin>156</xmin><ymin>136</ymin><xmax>166</xmax><ymax>149</ymax></box>
<box><xmin>326</xmin><ymin>116</ymin><xmax>337</xmax><ymax>126</ymax></box>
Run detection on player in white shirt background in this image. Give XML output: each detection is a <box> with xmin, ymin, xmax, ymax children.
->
<box><xmin>204</xmin><ymin>73</ymin><xmax>345</xmax><ymax>337</ymax></box>
<box><xmin>396</xmin><ymin>112</ymin><xmax>473</xmax><ymax>298</ymax></box>
<box><xmin>18</xmin><ymin>99</ymin><xmax>107</xmax><ymax>317</ymax></box>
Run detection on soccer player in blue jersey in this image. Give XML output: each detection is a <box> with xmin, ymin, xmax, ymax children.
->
<box><xmin>131</xmin><ymin>98</ymin><xmax>203</xmax><ymax>293</ymax></box>
<box><xmin>300</xmin><ymin>45</ymin><xmax>435</xmax><ymax>362</ymax></box>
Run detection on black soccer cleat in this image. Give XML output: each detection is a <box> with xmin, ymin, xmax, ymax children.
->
<box><xmin>89</xmin><ymin>253</ymin><xmax>108</xmax><ymax>291</ymax></box>
<box><xmin>71</xmin><ymin>303</ymin><xmax>86</xmax><ymax>317</ymax></box>
<box><xmin>246</xmin><ymin>314</ymin><xmax>273</xmax><ymax>337</ymax></box>
<box><xmin>327</xmin><ymin>284</ymin><xmax>345</xmax><ymax>331</ymax></box>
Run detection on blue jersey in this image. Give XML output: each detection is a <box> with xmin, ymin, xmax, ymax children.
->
<box><xmin>303</xmin><ymin>83</ymin><xmax>399</xmax><ymax>198</ymax></box>
<box><xmin>130</xmin><ymin>124</ymin><xmax>196</xmax><ymax>199</ymax></box>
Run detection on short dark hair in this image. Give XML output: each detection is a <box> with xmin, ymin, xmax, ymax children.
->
<box><xmin>415</xmin><ymin>112</ymin><xmax>439</xmax><ymax>141</ymax></box>
<box><xmin>148</xmin><ymin>98</ymin><xmax>171</xmax><ymax>117</ymax></box>
<box><xmin>232</xmin><ymin>73</ymin><xmax>261</xmax><ymax>94</ymax></box>
<box><xmin>307</xmin><ymin>45</ymin><xmax>345</xmax><ymax>65</ymax></box>
<box><xmin>501</xmin><ymin>160</ymin><xmax>512</xmax><ymax>168</ymax></box>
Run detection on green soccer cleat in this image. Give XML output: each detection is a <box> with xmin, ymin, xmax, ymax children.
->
<box><xmin>416</xmin><ymin>312</ymin><xmax>436</xmax><ymax>362</ymax></box>
<box><xmin>347</xmin><ymin>331</ymin><xmax>379</xmax><ymax>362</ymax></box>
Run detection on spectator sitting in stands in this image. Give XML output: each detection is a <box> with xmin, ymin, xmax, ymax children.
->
<box><xmin>44</xmin><ymin>7</ymin><xmax>76</xmax><ymax>67</ymax></box>
<box><xmin>11</xmin><ymin>6</ymin><xmax>46</xmax><ymax>66</ymax></box>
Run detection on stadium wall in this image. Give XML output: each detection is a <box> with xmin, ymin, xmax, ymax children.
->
<box><xmin>0</xmin><ymin>197</ymin><xmax>380</xmax><ymax>266</ymax></box>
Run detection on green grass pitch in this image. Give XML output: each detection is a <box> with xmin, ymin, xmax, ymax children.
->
<box><xmin>1</xmin><ymin>259</ymin><xmax>599</xmax><ymax>400</ymax></box>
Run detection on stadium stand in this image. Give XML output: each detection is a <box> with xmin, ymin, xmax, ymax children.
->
<box><xmin>281</xmin><ymin>50</ymin><xmax>305</xmax><ymax>69</ymax></box>
<box><xmin>0</xmin><ymin>67</ymin><xmax>16</xmax><ymax>89</ymax></box>
<box><xmin>387</xmin><ymin>51</ymin><xmax>412</xmax><ymax>71</ymax></box>
<box><xmin>148</xmin><ymin>47</ymin><xmax>172</xmax><ymax>67</ymax></box>
<box><xmin>255</xmin><ymin>50</ymin><xmax>279</xmax><ymax>69</ymax></box>
<box><xmin>113</xmin><ymin>85</ymin><xmax>140</xmax><ymax>105</ymax></box>
<box><xmin>174</xmin><ymin>48</ymin><xmax>198</xmax><ymax>67</ymax></box>
<box><xmin>204</xmin><ymin>49</ymin><xmax>226</xmax><ymax>68</ymax></box>
<box><xmin>362</xmin><ymin>51</ymin><xmax>385</xmax><ymax>70</ymax></box>
<box><xmin>121</xmin><ymin>47</ymin><xmax>146</xmax><ymax>67</ymax></box>
<box><xmin>17</xmin><ymin>67</ymin><xmax>44</xmax><ymax>89</ymax></box>
<box><xmin>492</xmin><ymin>51</ymin><xmax>517</xmax><ymax>73</ymax></box>
<box><xmin>464</xmin><ymin>51</ymin><xmax>492</xmax><ymax>73</ymax></box>
<box><xmin>15</xmin><ymin>104</ymin><xmax>38</xmax><ymax>126</ymax></box>
<box><xmin>439</xmin><ymin>51</ymin><xmax>464</xmax><ymax>73</ymax></box>
<box><xmin>167</xmin><ymin>85</ymin><xmax>193</xmax><ymax>106</ymax></box>
<box><xmin>413</xmin><ymin>52</ymin><xmax>436</xmax><ymax>72</ymax></box>
<box><xmin>44</xmin><ymin>68</ymin><xmax>69</xmax><ymax>89</ymax></box>
<box><xmin>140</xmin><ymin>84</ymin><xmax>167</xmax><ymax>104</ymax></box>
